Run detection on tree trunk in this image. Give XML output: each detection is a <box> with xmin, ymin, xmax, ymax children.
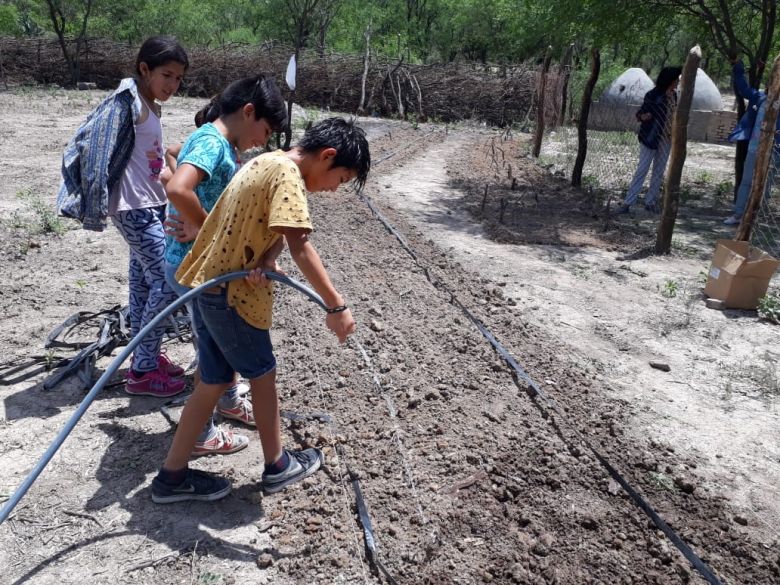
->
<box><xmin>572</xmin><ymin>48</ymin><xmax>600</xmax><ymax>187</ymax></box>
<box><xmin>531</xmin><ymin>47</ymin><xmax>553</xmax><ymax>158</ymax></box>
<box><xmin>736</xmin><ymin>53</ymin><xmax>780</xmax><ymax>242</ymax></box>
<box><xmin>559</xmin><ymin>43</ymin><xmax>575</xmax><ymax>126</ymax></box>
<box><xmin>655</xmin><ymin>45</ymin><xmax>701</xmax><ymax>255</ymax></box>
<box><xmin>0</xmin><ymin>46</ymin><xmax>8</xmax><ymax>90</ymax></box>
<box><xmin>45</xmin><ymin>1</ymin><xmax>76</xmax><ymax>86</ymax></box>
<box><xmin>357</xmin><ymin>23</ymin><xmax>371</xmax><ymax>114</ymax></box>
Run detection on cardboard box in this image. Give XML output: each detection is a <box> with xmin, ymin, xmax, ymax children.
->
<box><xmin>703</xmin><ymin>239</ymin><xmax>780</xmax><ymax>309</ymax></box>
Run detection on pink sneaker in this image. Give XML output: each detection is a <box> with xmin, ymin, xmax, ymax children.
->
<box><xmin>157</xmin><ymin>350</ymin><xmax>185</xmax><ymax>377</ymax></box>
<box><xmin>192</xmin><ymin>428</ymin><xmax>249</xmax><ymax>457</ymax></box>
<box><xmin>217</xmin><ymin>395</ymin><xmax>256</xmax><ymax>427</ymax></box>
<box><xmin>126</xmin><ymin>369</ymin><xmax>186</xmax><ymax>398</ymax></box>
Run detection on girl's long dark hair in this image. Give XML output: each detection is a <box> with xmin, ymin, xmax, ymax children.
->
<box><xmin>135</xmin><ymin>36</ymin><xmax>189</xmax><ymax>74</ymax></box>
<box><xmin>655</xmin><ymin>67</ymin><xmax>682</xmax><ymax>92</ymax></box>
<box><xmin>194</xmin><ymin>75</ymin><xmax>287</xmax><ymax>132</ymax></box>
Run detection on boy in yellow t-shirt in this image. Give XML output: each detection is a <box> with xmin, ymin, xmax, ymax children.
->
<box><xmin>151</xmin><ymin>118</ymin><xmax>370</xmax><ymax>503</ymax></box>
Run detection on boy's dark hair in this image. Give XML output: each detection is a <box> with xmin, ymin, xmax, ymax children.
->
<box><xmin>194</xmin><ymin>74</ymin><xmax>287</xmax><ymax>132</ymax></box>
<box><xmin>136</xmin><ymin>36</ymin><xmax>189</xmax><ymax>75</ymax></box>
<box><xmin>298</xmin><ymin>117</ymin><xmax>371</xmax><ymax>190</ymax></box>
<box><xmin>655</xmin><ymin>67</ymin><xmax>682</xmax><ymax>92</ymax></box>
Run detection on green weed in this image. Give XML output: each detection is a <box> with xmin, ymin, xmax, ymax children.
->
<box><xmin>13</xmin><ymin>189</ymin><xmax>69</xmax><ymax>235</ymax></box>
<box><xmin>647</xmin><ymin>471</ymin><xmax>675</xmax><ymax>492</ymax></box>
<box><xmin>582</xmin><ymin>174</ymin><xmax>599</xmax><ymax>191</ymax></box>
<box><xmin>715</xmin><ymin>180</ymin><xmax>733</xmax><ymax>204</ymax></box>
<box><xmin>661</xmin><ymin>279</ymin><xmax>679</xmax><ymax>298</ymax></box>
<box><xmin>199</xmin><ymin>572</ymin><xmax>223</xmax><ymax>585</ymax></box>
<box><xmin>758</xmin><ymin>292</ymin><xmax>780</xmax><ymax>324</ymax></box>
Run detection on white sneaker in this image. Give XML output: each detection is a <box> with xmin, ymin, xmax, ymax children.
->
<box><xmin>723</xmin><ymin>214</ymin><xmax>742</xmax><ymax>226</ymax></box>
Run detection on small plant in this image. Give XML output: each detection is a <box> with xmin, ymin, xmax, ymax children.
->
<box><xmin>715</xmin><ymin>180</ymin><xmax>733</xmax><ymax>203</ymax></box>
<box><xmin>671</xmin><ymin>238</ymin><xmax>698</xmax><ymax>258</ymax></box>
<box><xmin>44</xmin><ymin>350</ymin><xmax>59</xmax><ymax>370</ymax></box>
<box><xmin>661</xmin><ymin>279</ymin><xmax>679</xmax><ymax>298</ymax></box>
<box><xmin>75</xmin><ymin>279</ymin><xmax>87</xmax><ymax>289</ymax></box>
<box><xmin>758</xmin><ymin>292</ymin><xmax>780</xmax><ymax>324</ymax></box>
<box><xmin>647</xmin><ymin>471</ymin><xmax>675</xmax><ymax>492</ymax></box>
<box><xmin>695</xmin><ymin>170</ymin><xmax>714</xmax><ymax>185</ymax></box>
<box><xmin>582</xmin><ymin>174</ymin><xmax>599</xmax><ymax>191</ymax></box>
<box><xmin>679</xmin><ymin>186</ymin><xmax>695</xmax><ymax>203</ymax></box>
<box><xmin>14</xmin><ymin>189</ymin><xmax>69</xmax><ymax>235</ymax></box>
<box><xmin>199</xmin><ymin>572</ymin><xmax>223</xmax><ymax>585</ymax></box>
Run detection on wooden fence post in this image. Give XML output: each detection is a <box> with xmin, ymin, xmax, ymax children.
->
<box><xmin>571</xmin><ymin>48</ymin><xmax>600</xmax><ymax>187</ymax></box>
<box><xmin>532</xmin><ymin>46</ymin><xmax>553</xmax><ymax>158</ymax></box>
<box><xmin>655</xmin><ymin>45</ymin><xmax>701</xmax><ymax>255</ymax></box>
<box><xmin>735</xmin><ymin>53</ymin><xmax>780</xmax><ymax>242</ymax></box>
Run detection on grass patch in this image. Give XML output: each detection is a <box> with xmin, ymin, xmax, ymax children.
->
<box><xmin>11</xmin><ymin>189</ymin><xmax>70</xmax><ymax>236</ymax></box>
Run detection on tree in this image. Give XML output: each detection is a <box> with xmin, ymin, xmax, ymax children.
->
<box><xmin>647</xmin><ymin>1</ymin><xmax>777</xmax><ymax>194</ymax></box>
<box><xmin>273</xmin><ymin>0</ymin><xmax>343</xmax><ymax>147</ymax></box>
<box><xmin>0</xmin><ymin>4</ymin><xmax>22</xmax><ymax>36</ymax></box>
<box><xmin>649</xmin><ymin>0</ymin><xmax>776</xmax><ymax>84</ymax></box>
<box><xmin>42</xmin><ymin>0</ymin><xmax>94</xmax><ymax>86</ymax></box>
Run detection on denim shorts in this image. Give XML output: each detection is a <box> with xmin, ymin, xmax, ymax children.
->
<box><xmin>196</xmin><ymin>289</ymin><xmax>276</xmax><ymax>384</ymax></box>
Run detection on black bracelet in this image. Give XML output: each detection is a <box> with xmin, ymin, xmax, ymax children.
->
<box><xmin>326</xmin><ymin>305</ymin><xmax>349</xmax><ymax>314</ymax></box>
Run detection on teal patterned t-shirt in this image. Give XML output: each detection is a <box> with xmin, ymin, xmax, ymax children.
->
<box><xmin>165</xmin><ymin>123</ymin><xmax>239</xmax><ymax>266</ymax></box>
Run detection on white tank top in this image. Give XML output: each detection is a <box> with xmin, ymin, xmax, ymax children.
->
<box><xmin>109</xmin><ymin>104</ymin><xmax>167</xmax><ymax>214</ymax></box>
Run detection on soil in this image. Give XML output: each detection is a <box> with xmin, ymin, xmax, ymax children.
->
<box><xmin>0</xmin><ymin>87</ymin><xmax>778</xmax><ymax>585</ymax></box>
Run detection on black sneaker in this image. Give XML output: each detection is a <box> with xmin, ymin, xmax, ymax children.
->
<box><xmin>261</xmin><ymin>448</ymin><xmax>324</xmax><ymax>494</ymax></box>
<box><xmin>151</xmin><ymin>468</ymin><xmax>231</xmax><ymax>504</ymax></box>
<box><xmin>644</xmin><ymin>202</ymin><xmax>661</xmax><ymax>214</ymax></box>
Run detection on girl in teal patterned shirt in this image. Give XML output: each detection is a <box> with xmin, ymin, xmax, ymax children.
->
<box><xmin>163</xmin><ymin>75</ymin><xmax>287</xmax><ymax>456</ymax></box>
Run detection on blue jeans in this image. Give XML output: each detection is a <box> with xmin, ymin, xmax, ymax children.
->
<box><xmin>733</xmin><ymin>145</ymin><xmax>778</xmax><ymax>218</ymax></box>
<box><xmin>624</xmin><ymin>142</ymin><xmax>671</xmax><ymax>206</ymax></box>
<box><xmin>111</xmin><ymin>206</ymin><xmax>176</xmax><ymax>373</ymax></box>
<box><xmin>164</xmin><ymin>261</ymin><xmax>240</xmax><ymax>442</ymax></box>
<box><xmin>197</xmin><ymin>289</ymin><xmax>276</xmax><ymax>385</ymax></box>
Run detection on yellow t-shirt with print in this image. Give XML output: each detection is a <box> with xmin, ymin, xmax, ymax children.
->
<box><xmin>176</xmin><ymin>150</ymin><xmax>312</xmax><ymax>329</ymax></box>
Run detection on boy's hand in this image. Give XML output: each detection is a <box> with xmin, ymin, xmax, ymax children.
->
<box><xmin>638</xmin><ymin>112</ymin><xmax>652</xmax><ymax>122</ymax></box>
<box><xmin>245</xmin><ymin>262</ymin><xmax>286</xmax><ymax>287</ymax></box>
<box><xmin>326</xmin><ymin>309</ymin><xmax>356</xmax><ymax>344</ymax></box>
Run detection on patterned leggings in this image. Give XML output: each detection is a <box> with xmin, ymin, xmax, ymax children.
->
<box><xmin>111</xmin><ymin>206</ymin><xmax>176</xmax><ymax>373</ymax></box>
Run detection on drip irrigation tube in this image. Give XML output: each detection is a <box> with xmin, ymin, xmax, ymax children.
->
<box><xmin>358</xmin><ymin>188</ymin><xmax>724</xmax><ymax>585</ymax></box>
<box><xmin>0</xmin><ymin>270</ymin><xmax>324</xmax><ymax>526</ymax></box>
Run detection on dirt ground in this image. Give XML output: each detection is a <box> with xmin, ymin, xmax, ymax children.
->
<box><xmin>0</xmin><ymin>87</ymin><xmax>778</xmax><ymax>585</ymax></box>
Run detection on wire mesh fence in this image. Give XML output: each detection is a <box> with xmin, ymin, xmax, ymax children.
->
<box><xmin>539</xmin><ymin>123</ymin><xmax>639</xmax><ymax>205</ymax></box>
<box><xmin>538</xmin><ymin>103</ymin><xmax>737</xmax><ymax>217</ymax></box>
<box><xmin>752</xmin><ymin>148</ymin><xmax>780</xmax><ymax>259</ymax></box>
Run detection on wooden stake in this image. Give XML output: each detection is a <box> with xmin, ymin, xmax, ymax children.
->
<box><xmin>655</xmin><ymin>45</ymin><xmax>701</xmax><ymax>255</ymax></box>
<box><xmin>736</xmin><ymin>53</ymin><xmax>780</xmax><ymax>242</ymax></box>
<box><xmin>571</xmin><ymin>48</ymin><xmax>600</xmax><ymax>187</ymax></box>
<box><xmin>532</xmin><ymin>47</ymin><xmax>553</xmax><ymax>158</ymax></box>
